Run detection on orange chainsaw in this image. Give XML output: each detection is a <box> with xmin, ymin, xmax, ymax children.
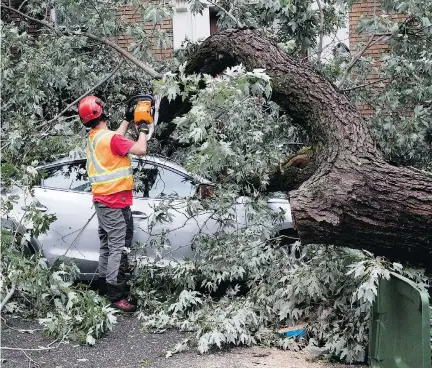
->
<box><xmin>126</xmin><ymin>93</ymin><xmax>155</xmax><ymax>125</ymax></box>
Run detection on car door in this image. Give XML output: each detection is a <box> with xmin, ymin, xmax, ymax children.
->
<box><xmin>35</xmin><ymin>160</ymin><xmax>100</xmax><ymax>276</ymax></box>
<box><xmin>130</xmin><ymin>159</ymin><xmax>224</xmax><ymax>264</ymax></box>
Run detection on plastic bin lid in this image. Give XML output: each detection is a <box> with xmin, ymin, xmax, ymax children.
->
<box><xmin>369</xmin><ymin>272</ymin><xmax>431</xmax><ymax>368</ymax></box>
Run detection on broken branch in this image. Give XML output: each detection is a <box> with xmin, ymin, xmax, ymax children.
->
<box><xmin>1</xmin><ymin>3</ymin><xmax>162</xmax><ymax>78</ymax></box>
<box><xmin>85</xmin><ymin>33</ymin><xmax>162</xmax><ymax>78</ymax></box>
<box><xmin>1</xmin><ymin>329</ymin><xmax>71</xmax><ymax>352</ymax></box>
<box><xmin>37</xmin><ymin>60</ymin><xmax>124</xmax><ymax>130</ymax></box>
<box><xmin>0</xmin><ymin>284</ymin><xmax>16</xmax><ymax>311</ymax></box>
<box><xmin>337</xmin><ymin>34</ymin><xmax>387</xmax><ymax>88</ymax></box>
<box><xmin>342</xmin><ymin>77</ymin><xmax>390</xmax><ymax>92</ymax></box>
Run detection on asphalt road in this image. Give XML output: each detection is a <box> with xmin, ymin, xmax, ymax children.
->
<box><xmin>1</xmin><ymin>315</ymin><xmax>353</xmax><ymax>368</ymax></box>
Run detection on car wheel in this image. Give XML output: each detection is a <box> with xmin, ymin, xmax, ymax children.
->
<box><xmin>1</xmin><ymin>218</ymin><xmax>35</xmax><ymax>256</ymax></box>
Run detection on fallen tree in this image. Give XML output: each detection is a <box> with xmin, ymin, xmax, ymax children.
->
<box><xmin>3</xmin><ymin>2</ymin><xmax>431</xmax><ymax>267</ymax></box>
<box><xmin>2</xmin><ymin>1</ymin><xmax>431</xmax><ymax>359</ymax></box>
<box><xmin>179</xmin><ymin>28</ymin><xmax>432</xmax><ymax>268</ymax></box>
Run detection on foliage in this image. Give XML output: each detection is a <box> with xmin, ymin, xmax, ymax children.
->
<box><xmin>330</xmin><ymin>0</ymin><xmax>432</xmax><ymax>168</ymax></box>
<box><xmin>132</xmin><ymin>241</ymin><xmax>429</xmax><ymax>363</ymax></box>
<box><xmin>192</xmin><ymin>0</ymin><xmax>347</xmax><ymax>56</ymax></box>
<box><xmin>189</xmin><ymin>0</ymin><xmax>432</xmax><ymax>169</ymax></box>
<box><xmin>1</xmin><ymin>0</ymin><xmax>173</xmax><ymax>172</ymax></box>
<box><xmin>1</xmin><ymin>0</ymin><xmax>432</xmax><ymax>362</ymax></box>
<box><xmin>154</xmin><ymin>64</ymin><xmax>302</xmax><ymax>184</ymax></box>
<box><xmin>130</xmin><ymin>67</ymin><xmax>431</xmax><ymax>363</ymax></box>
<box><xmin>39</xmin><ymin>287</ymin><xmax>117</xmax><ymax>345</ymax></box>
<box><xmin>0</xmin><ymin>229</ymin><xmax>117</xmax><ymax>345</ymax></box>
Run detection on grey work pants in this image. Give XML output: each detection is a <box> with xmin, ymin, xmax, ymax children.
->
<box><xmin>94</xmin><ymin>202</ymin><xmax>133</xmax><ymax>302</ymax></box>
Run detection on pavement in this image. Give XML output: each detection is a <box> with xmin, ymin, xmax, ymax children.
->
<box><xmin>1</xmin><ymin>314</ymin><xmax>354</xmax><ymax>368</ymax></box>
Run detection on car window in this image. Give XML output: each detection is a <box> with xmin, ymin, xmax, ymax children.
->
<box><xmin>40</xmin><ymin>160</ymin><xmax>197</xmax><ymax>198</ymax></box>
<box><xmin>41</xmin><ymin>162</ymin><xmax>91</xmax><ymax>192</ymax></box>
<box><xmin>133</xmin><ymin>161</ymin><xmax>197</xmax><ymax>199</ymax></box>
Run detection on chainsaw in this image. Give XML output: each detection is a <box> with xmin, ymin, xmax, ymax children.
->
<box><xmin>126</xmin><ymin>93</ymin><xmax>160</xmax><ymax>140</ymax></box>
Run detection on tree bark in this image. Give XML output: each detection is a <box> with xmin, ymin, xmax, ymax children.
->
<box><xmin>185</xmin><ymin>28</ymin><xmax>432</xmax><ymax>268</ymax></box>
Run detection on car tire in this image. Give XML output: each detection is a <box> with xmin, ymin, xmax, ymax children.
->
<box><xmin>1</xmin><ymin>218</ymin><xmax>36</xmax><ymax>256</ymax></box>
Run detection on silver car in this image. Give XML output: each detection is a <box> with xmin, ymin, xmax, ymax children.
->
<box><xmin>2</xmin><ymin>156</ymin><xmax>295</xmax><ymax>280</ymax></box>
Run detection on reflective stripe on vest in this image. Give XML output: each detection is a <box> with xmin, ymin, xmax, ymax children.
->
<box><xmin>86</xmin><ymin>129</ymin><xmax>133</xmax><ymax>190</ymax></box>
<box><xmin>87</xmin><ymin>130</ymin><xmax>112</xmax><ymax>174</ymax></box>
<box><xmin>88</xmin><ymin>167</ymin><xmax>133</xmax><ymax>184</ymax></box>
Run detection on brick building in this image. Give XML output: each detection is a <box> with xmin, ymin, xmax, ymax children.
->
<box><xmin>117</xmin><ymin>0</ymin><xmax>216</xmax><ymax>60</ymax></box>
<box><xmin>348</xmin><ymin>0</ymin><xmax>401</xmax><ymax>117</ymax></box>
<box><xmin>73</xmin><ymin>0</ymin><xmax>397</xmax><ymax>117</ymax></box>
<box><xmin>6</xmin><ymin>0</ymin><xmax>393</xmax><ymax>117</ymax></box>
<box><xmin>349</xmin><ymin>1</ymin><xmax>387</xmax><ymax>60</ymax></box>
<box><xmin>117</xmin><ymin>2</ymin><xmax>174</xmax><ymax>61</ymax></box>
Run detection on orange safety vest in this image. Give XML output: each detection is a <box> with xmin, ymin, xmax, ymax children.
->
<box><xmin>86</xmin><ymin>128</ymin><xmax>133</xmax><ymax>195</ymax></box>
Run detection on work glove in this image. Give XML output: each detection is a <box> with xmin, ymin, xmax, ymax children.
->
<box><xmin>137</xmin><ymin>123</ymin><xmax>150</xmax><ymax>136</ymax></box>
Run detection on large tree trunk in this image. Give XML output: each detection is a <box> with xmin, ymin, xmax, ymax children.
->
<box><xmin>184</xmin><ymin>28</ymin><xmax>432</xmax><ymax>268</ymax></box>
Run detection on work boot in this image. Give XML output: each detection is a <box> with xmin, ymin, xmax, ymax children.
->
<box><xmin>106</xmin><ymin>282</ymin><xmax>124</xmax><ymax>302</ymax></box>
<box><xmin>98</xmin><ymin>277</ymin><xmax>107</xmax><ymax>296</ymax></box>
<box><xmin>106</xmin><ymin>283</ymin><xmax>135</xmax><ymax>312</ymax></box>
<box><xmin>111</xmin><ymin>298</ymin><xmax>136</xmax><ymax>313</ymax></box>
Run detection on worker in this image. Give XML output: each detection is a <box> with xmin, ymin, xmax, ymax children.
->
<box><xmin>78</xmin><ymin>96</ymin><xmax>148</xmax><ymax>313</ymax></box>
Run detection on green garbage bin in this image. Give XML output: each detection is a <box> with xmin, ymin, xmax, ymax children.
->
<box><xmin>369</xmin><ymin>272</ymin><xmax>431</xmax><ymax>368</ymax></box>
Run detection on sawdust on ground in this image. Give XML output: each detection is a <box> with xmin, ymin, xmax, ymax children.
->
<box><xmin>166</xmin><ymin>346</ymin><xmax>355</xmax><ymax>368</ymax></box>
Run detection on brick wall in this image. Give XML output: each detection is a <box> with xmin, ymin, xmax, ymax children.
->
<box><xmin>4</xmin><ymin>1</ymin><xmax>173</xmax><ymax>59</ymax></box>
<box><xmin>349</xmin><ymin>1</ymin><xmax>388</xmax><ymax>117</ymax></box>
<box><xmin>348</xmin><ymin>1</ymin><xmax>407</xmax><ymax>117</ymax></box>
<box><xmin>117</xmin><ymin>1</ymin><xmax>173</xmax><ymax>60</ymax></box>
<box><xmin>4</xmin><ymin>0</ymin><xmax>40</xmax><ymax>38</ymax></box>
<box><xmin>349</xmin><ymin>1</ymin><xmax>388</xmax><ymax>57</ymax></box>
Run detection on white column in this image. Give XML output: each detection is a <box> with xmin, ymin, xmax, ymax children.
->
<box><xmin>172</xmin><ymin>0</ymin><xmax>211</xmax><ymax>50</ymax></box>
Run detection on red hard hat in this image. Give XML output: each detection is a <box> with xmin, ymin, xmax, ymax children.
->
<box><xmin>78</xmin><ymin>96</ymin><xmax>106</xmax><ymax>125</ymax></box>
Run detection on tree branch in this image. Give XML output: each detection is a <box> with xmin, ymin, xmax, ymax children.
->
<box><xmin>85</xmin><ymin>33</ymin><xmax>162</xmax><ymax>78</ymax></box>
<box><xmin>20</xmin><ymin>348</ymin><xmax>39</xmax><ymax>367</ymax></box>
<box><xmin>1</xmin><ymin>329</ymin><xmax>71</xmax><ymax>352</ymax></box>
<box><xmin>342</xmin><ymin>77</ymin><xmax>390</xmax><ymax>92</ymax></box>
<box><xmin>2</xmin><ymin>346</ymin><xmax>53</xmax><ymax>352</ymax></box>
<box><xmin>0</xmin><ymin>284</ymin><xmax>16</xmax><ymax>311</ymax></box>
<box><xmin>1</xmin><ymin>317</ymin><xmax>43</xmax><ymax>334</ymax></box>
<box><xmin>207</xmin><ymin>0</ymin><xmax>243</xmax><ymax>28</ymax></box>
<box><xmin>37</xmin><ymin>60</ymin><xmax>124</xmax><ymax>130</ymax></box>
<box><xmin>1</xmin><ymin>2</ymin><xmax>58</xmax><ymax>31</ymax></box>
<box><xmin>1</xmin><ymin>3</ymin><xmax>162</xmax><ymax>78</ymax></box>
<box><xmin>337</xmin><ymin>34</ymin><xmax>387</xmax><ymax>88</ymax></box>
<box><xmin>17</xmin><ymin>0</ymin><xmax>28</xmax><ymax>11</ymax></box>
<box><xmin>316</xmin><ymin>0</ymin><xmax>324</xmax><ymax>64</ymax></box>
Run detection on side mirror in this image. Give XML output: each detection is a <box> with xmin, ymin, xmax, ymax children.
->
<box><xmin>198</xmin><ymin>184</ymin><xmax>214</xmax><ymax>199</ymax></box>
